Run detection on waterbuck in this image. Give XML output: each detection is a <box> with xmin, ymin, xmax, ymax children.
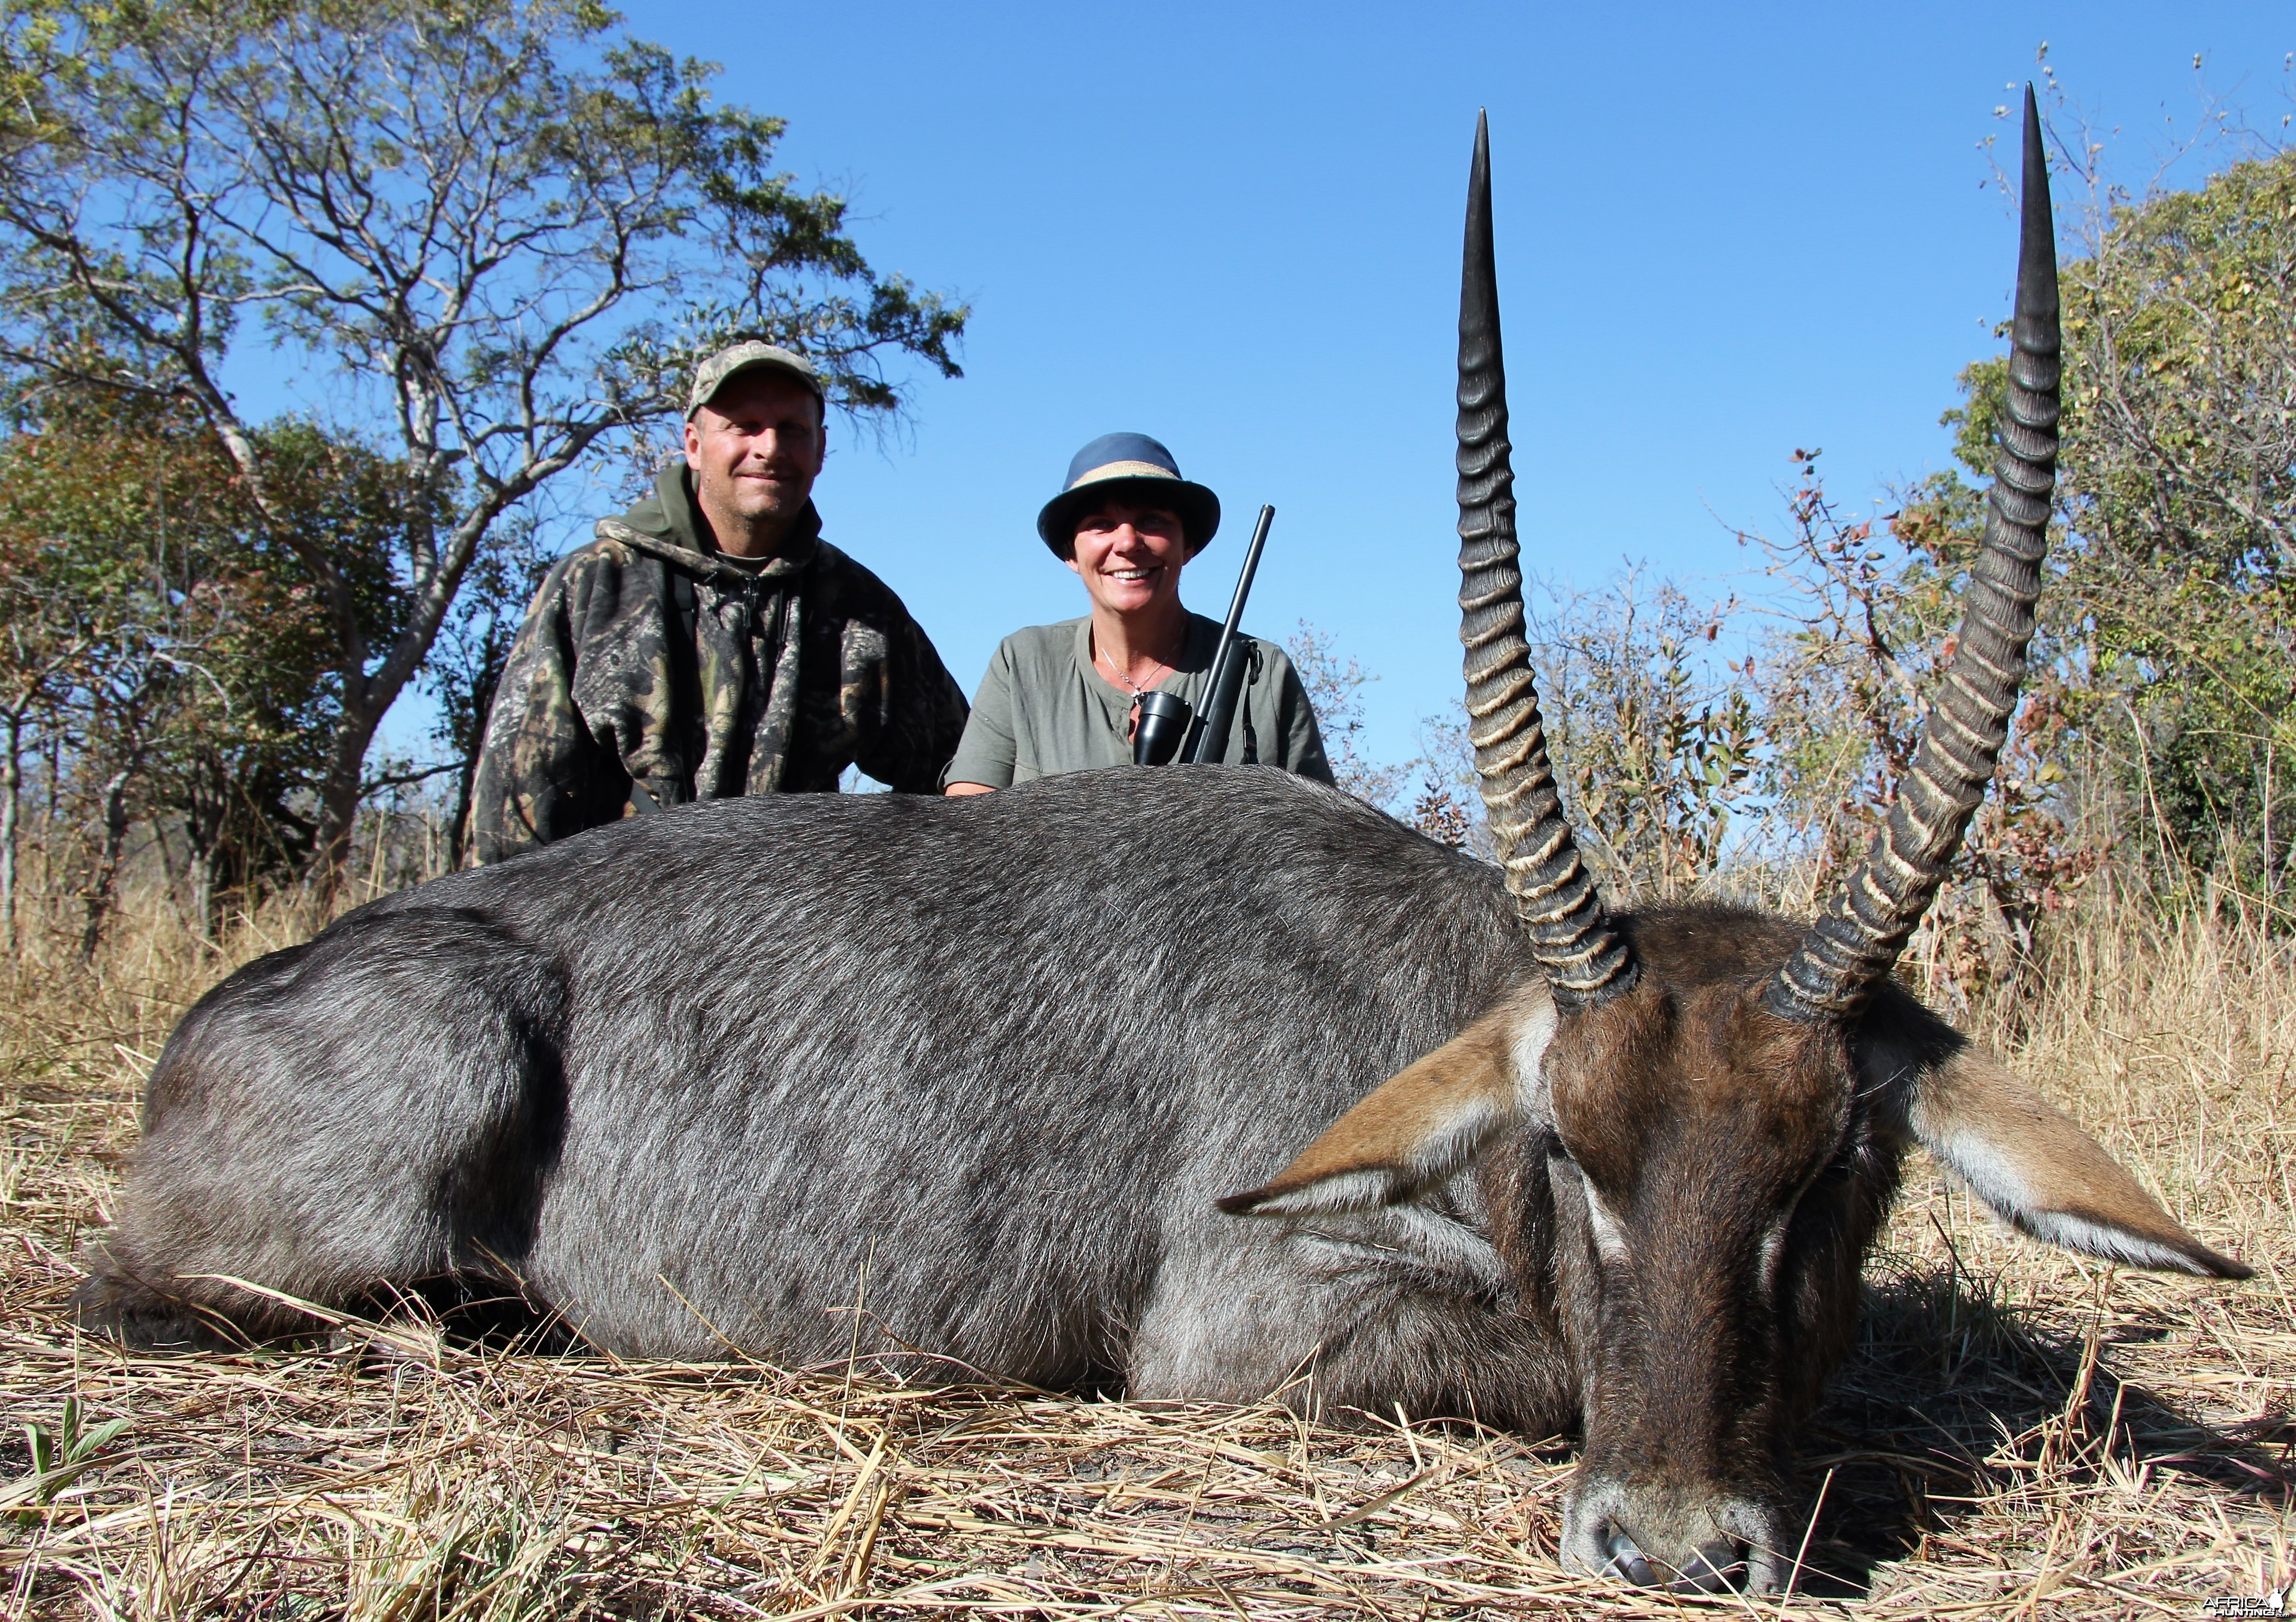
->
<box><xmin>76</xmin><ymin>97</ymin><xmax>2244</xmax><ymax>1594</ymax></box>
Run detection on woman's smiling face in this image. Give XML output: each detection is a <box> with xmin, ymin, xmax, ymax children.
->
<box><xmin>1066</xmin><ymin>500</ymin><xmax>1190</xmax><ymax>618</ymax></box>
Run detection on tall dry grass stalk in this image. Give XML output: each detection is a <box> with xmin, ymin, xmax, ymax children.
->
<box><xmin>0</xmin><ymin>863</ymin><xmax>2287</xmax><ymax>1618</ymax></box>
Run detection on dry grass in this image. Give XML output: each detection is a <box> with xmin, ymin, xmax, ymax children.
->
<box><xmin>0</xmin><ymin>879</ymin><xmax>2289</xmax><ymax>1619</ymax></box>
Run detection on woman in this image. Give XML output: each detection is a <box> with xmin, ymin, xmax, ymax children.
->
<box><xmin>943</xmin><ymin>433</ymin><xmax>1332</xmax><ymax>794</ymax></box>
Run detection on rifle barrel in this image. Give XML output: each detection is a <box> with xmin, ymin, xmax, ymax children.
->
<box><xmin>1181</xmin><ymin>504</ymin><xmax>1275</xmax><ymax>765</ymax></box>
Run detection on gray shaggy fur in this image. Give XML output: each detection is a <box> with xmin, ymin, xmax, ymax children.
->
<box><xmin>79</xmin><ymin>767</ymin><xmax>1575</xmax><ymax>1425</ymax></box>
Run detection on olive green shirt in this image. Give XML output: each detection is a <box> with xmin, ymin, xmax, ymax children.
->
<box><xmin>946</xmin><ymin>614</ymin><xmax>1334</xmax><ymax>788</ymax></box>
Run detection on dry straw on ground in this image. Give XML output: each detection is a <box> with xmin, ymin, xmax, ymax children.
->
<box><xmin>1</xmin><ymin>878</ymin><xmax>2289</xmax><ymax>1619</ymax></box>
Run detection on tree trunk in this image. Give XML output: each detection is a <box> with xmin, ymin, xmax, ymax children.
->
<box><xmin>447</xmin><ymin>649</ymin><xmax>510</xmax><ymax>871</ymax></box>
<box><xmin>450</xmin><ymin>748</ymin><xmax>481</xmax><ymax>871</ymax></box>
<box><xmin>309</xmin><ymin>694</ymin><xmax>388</xmax><ymax>894</ymax></box>
<box><xmin>79</xmin><ymin>765</ymin><xmax>133</xmax><ymax>962</ymax></box>
<box><xmin>3</xmin><ymin>713</ymin><xmax>20</xmax><ymax>957</ymax></box>
<box><xmin>177</xmin><ymin>755</ymin><xmax>230</xmax><ymax>951</ymax></box>
<box><xmin>152</xmin><ymin>812</ymin><xmax>186</xmax><ymax>929</ymax></box>
<box><xmin>38</xmin><ymin>728</ymin><xmax>58</xmax><ymax>911</ymax></box>
<box><xmin>191</xmin><ymin>838</ymin><xmax>223</xmax><ymax>951</ymax></box>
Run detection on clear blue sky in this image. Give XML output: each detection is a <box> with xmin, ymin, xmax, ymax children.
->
<box><xmin>390</xmin><ymin>4</ymin><xmax>2294</xmax><ymax>770</ymax></box>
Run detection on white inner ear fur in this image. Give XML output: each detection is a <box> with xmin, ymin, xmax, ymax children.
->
<box><xmin>1908</xmin><ymin>1045</ymin><xmax>2245</xmax><ymax>1278</ymax></box>
<box><xmin>1295</xmin><ymin>1203</ymin><xmax>1510</xmax><ymax>1292</ymax></box>
<box><xmin>2005</xmin><ymin>1207</ymin><xmax>2223</xmax><ymax>1274</ymax></box>
<box><xmin>1918</xmin><ymin>1126</ymin><xmax>2218</xmax><ymax>1273</ymax></box>
<box><xmin>1245</xmin><ymin>1169</ymin><xmax>1407</xmax><ymax>1218</ymax></box>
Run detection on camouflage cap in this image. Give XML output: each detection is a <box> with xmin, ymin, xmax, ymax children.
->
<box><xmin>687</xmin><ymin>341</ymin><xmax>824</xmax><ymax>418</ymax></box>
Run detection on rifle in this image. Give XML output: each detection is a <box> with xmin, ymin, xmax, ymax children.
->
<box><xmin>1131</xmin><ymin>504</ymin><xmax>1274</xmax><ymax>767</ymax></box>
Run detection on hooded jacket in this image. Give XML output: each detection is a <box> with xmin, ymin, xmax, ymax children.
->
<box><xmin>467</xmin><ymin>464</ymin><xmax>968</xmax><ymax>863</ymax></box>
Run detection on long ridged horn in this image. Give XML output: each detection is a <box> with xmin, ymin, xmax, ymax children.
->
<box><xmin>1767</xmin><ymin>85</ymin><xmax>2061</xmax><ymax>1024</ymax></box>
<box><xmin>1456</xmin><ymin>111</ymin><xmax>1636</xmax><ymax>1012</ymax></box>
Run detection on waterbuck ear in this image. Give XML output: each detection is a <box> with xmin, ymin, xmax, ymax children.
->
<box><xmin>1910</xmin><ymin>1045</ymin><xmax>2250</xmax><ymax>1279</ymax></box>
<box><xmin>1218</xmin><ymin>988</ymin><xmax>1554</xmax><ymax>1218</ymax></box>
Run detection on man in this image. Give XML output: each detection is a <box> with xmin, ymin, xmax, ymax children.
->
<box><xmin>468</xmin><ymin>340</ymin><xmax>968</xmax><ymax>862</ymax></box>
<box><xmin>943</xmin><ymin>432</ymin><xmax>1331</xmax><ymax>792</ymax></box>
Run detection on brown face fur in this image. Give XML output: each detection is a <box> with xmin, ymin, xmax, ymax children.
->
<box><xmin>1222</xmin><ymin>895</ymin><xmax>2240</xmax><ymax>1590</ymax></box>
<box><xmin>1541</xmin><ymin>908</ymin><xmax>1911</xmax><ymax>1584</ymax></box>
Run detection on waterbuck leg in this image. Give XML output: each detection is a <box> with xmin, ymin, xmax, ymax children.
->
<box><xmin>73</xmin><ymin>906</ymin><xmax>570</xmax><ymax>1348</ymax></box>
<box><xmin>1129</xmin><ymin>1209</ymin><xmax>1573</xmax><ymax>1433</ymax></box>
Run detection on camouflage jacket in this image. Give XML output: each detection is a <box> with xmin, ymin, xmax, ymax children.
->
<box><xmin>468</xmin><ymin>465</ymin><xmax>969</xmax><ymax>864</ymax></box>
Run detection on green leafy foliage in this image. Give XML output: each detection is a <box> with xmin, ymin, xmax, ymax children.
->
<box><xmin>8</xmin><ymin>1397</ymin><xmax>132</xmax><ymax>1517</ymax></box>
<box><xmin>1527</xmin><ymin>572</ymin><xmax>1760</xmax><ymax>902</ymax></box>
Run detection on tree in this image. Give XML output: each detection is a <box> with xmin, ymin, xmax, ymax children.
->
<box><xmin>0</xmin><ymin>553</ymin><xmax>84</xmax><ymax>956</ymax></box>
<box><xmin>0</xmin><ymin>399</ymin><xmax>211</xmax><ymax>954</ymax></box>
<box><xmin>1284</xmin><ymin>619</ymin><xmax>1491</xmax><ymax>851</ymax></box>
<box><xmin>1284</xmin><ymin>620</ymin><xmax>1403</xmax><ymax>807</ymax></box>
<box><xmin>161</xmin><ymin>419</ymin><xmax>416</xmax><ymax>928</ymax></box>
<box><xmin>418</xmin><ymin>514</ymin><xmax>552</xmax><ymax>868</ymax></box>
<box><xmin>0</xmin><ymin>0</ymin><xmax>965</xmax><ymax>880</ymax></box>
<box><xmin>1522</xmin><ymin>571</ymin><xmax>1760</xmax><ymax>902</ymax></box>
<box><xmin>0</xmin><ymin>386</ymin><xmax>379</xmax><ymax>949</ymax></box>
<box><xmin>1749</xmin><ymin>454</ymin><xmax>2100</xmax><ymax>1005</ymax></box>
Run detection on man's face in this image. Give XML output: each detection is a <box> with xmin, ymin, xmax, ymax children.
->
<box><xmin>1066</xmin><ymin>501</ymin><xmax>1189</xmax><ymax>618</ymax></box>
<box><xmin>683</xmin><ymin>369</ymin><xmax>826</xmax><ymax>550</ymax></box>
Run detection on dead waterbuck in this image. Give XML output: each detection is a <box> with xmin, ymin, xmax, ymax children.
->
<box><xmin>74</xmin><ymin>95</ymin><xmax>2244</xmax><ymax>1595</ymax></box>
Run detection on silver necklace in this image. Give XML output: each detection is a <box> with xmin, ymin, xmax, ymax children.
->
<box><xmin>1095</xmin><ymin>634</ymin><xmax>1177</xmax><ymax>698</ymax></box>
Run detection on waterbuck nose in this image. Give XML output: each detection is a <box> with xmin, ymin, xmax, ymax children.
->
<box><xmin>1602</xmin><ymin>1528</ymin><xmax>1749</xmax><ymax>1593</ymax></box>
<box><xmin>1670</xmin><ymin>1536</ymin><xmax>1751</xmax><ymax>1594</ymax></box>
<box><xmin>1564</xmin><ymin>1480</ymin><xmax>1784</xmax><ymax>1594</ymax></box>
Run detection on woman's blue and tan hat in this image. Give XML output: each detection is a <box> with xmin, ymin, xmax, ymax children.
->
<box><xmin>1036</xmin><ymin>432</ymin><xmax>1221</xmax><ymax>559</ymax></box>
